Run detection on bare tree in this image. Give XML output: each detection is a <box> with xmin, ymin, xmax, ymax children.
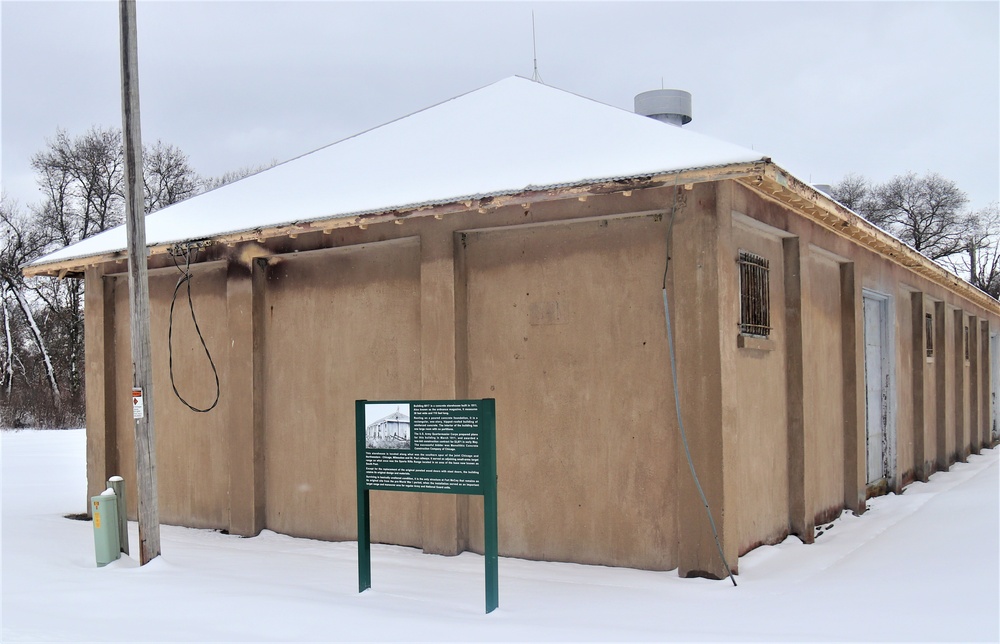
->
<box><xmin>30</xmin><ymin>126</ymin><xmax>203</xmax><ymax>242</ymax></box>
<box><xmin>830</xmin><ymin>173</ymin><xmax>884</xmax><ymax>227</ymax></box>
<box><xmin>6</xmin><ymin>124</ymin><xmax>265</xmax><ymax>426</ymax></box>
<box><xmin>875</xmin><ymin>172</ymin><xmax>970</xmax><ymax>260</ymax></box>
<box><xmin>948</xmin><ymin>202</ymin><xmax>1000</xmax><ymax>299</ymax></box>
<box><xmin>5</xmin><ymin>126</ymin><xmax>205</xmax><ymax>426</ymax></box>
<box><xmin>200</xmin><ymin>160</ymin><xmax>277</xmax><ymax>192</ymax></box>
<box><xmin>1</xmin><ymin>283</ymin><xmax>16</xmax><ymax>397</ymax></box>
<box><xmin>830</xmin><ymin>171</ymin><xmax>972</xmax><ymax>262</ymax></box>
<box><xmin>31</xmin><ymin>127</ymin><xmax>125</xmax><ymax>247</ymax></box>
<box><xmin>144</xmin><ymin>141</ymin><xmax>200</xmax><ymax>213</ymax></box>
<box><xmin>0</xmin><ymin>197</ymin><xmax>62</xmax><ymax>421</ymax></box>
<box><xmin>26</xmin><ymin>127</ymin><xmax>126</xmax><ymax>409</ymax></box>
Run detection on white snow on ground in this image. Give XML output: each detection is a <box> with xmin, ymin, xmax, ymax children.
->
<box><xmin>2</xmin><ymin>429</ymin><xmax>997</xmax><ymax>641</ymax></box>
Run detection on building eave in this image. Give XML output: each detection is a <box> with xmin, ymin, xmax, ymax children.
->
<box><xmin>738</xmin><ymin>163</ymin><xmax>1000</xmax><ymax>314</ymax></box>
<box><xmin>22</xmin><ymin>161</ymin><xmax>766</xmax><ymax>279</ymax></box>
<box><xmin>23</xmin><ymin>158</ymin><xmax>1000</xmax><ymax>316</ymax></box>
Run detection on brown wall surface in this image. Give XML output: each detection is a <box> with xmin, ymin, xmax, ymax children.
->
<box><xmin>894</xmin><ymin>286</ymin><xmax>915</xmax><ymax>483</ymax></box>
<box><xmin>729</xmin><ymin>221</ymin><xmax>790</xmax><ymax>554</ymax></box>
<box><xmin>111</xmin><ymin>264</ymin><xmax>231</xmax><ymax>528</ymax></box>
<box><xmin>669</xmin><ymin>182</ymin><xmax>734</xmax><ymax>577</ymax></box>
<box><xmin>726</xmin><ymin>178</ymin><xmax>999</xmax><ymax>522</ymax></box>
<box><xmin>461</xmin><ymin>214</ymin><xmax>678</xmax><ymax>569</ymax></box>
<box><xmin>85</xmin><ymin>177</ymin><xmax>1000</xmax><ymax>577</ymax></box>
<box><xmin>942</xmin><ymin>305</ymin><xmax>958</xmax><ymax>465</ymax></box>
<box><xmin>84</xmin><ymin>267</ymin><xmax>117</xmax><ymax>505</ymax></box>
<box><xmin>261</xmin><ymin>240</ymin><xmax>422</xmax><ymax>544</ymax></box>
<box><xmin>802</xmin><ymin>252</ymin><xmax>846</xmax><ymax>521</ymax></box>
<box><xmin>924</xmin><ymin>297</ymin><xmax>939</xmax><ymax>473</ymax></box>
<box><xmin>959</xmin><ymin>312</ymin><xmax>971</xmax><ymax>460</ymax></box>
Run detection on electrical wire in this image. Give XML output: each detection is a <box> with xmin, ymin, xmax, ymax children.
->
<box><xmin>661</xmin><ymin>179</ymin><xmax>737</xmax><ymax>586</ymax></box>
<box><xmin>168</xmin><ymin>245</ymin><xmax>220</xmax><ymax>413</ymax></box>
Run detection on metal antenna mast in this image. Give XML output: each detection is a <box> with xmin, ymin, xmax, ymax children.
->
<box><xmin>531</xmin><ymin>11</ymin><xmax>543</xmax><ymax>83</ymax></box>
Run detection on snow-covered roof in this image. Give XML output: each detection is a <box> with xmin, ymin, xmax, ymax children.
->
<box><xmin>29</xmin><ymin>76</ymin><xmax>766</xmax><ymax>268</ymax></box>
<box><xmin>368</xmin><ymin>410</ymin><xmax>410</xmax><ymax>428</ymax></box>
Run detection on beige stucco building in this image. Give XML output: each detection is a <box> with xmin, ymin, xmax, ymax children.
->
<box><xmin>26</xmin><ymin>78</ymin><xmax>1000</xmax><ymax>579</ymax></box>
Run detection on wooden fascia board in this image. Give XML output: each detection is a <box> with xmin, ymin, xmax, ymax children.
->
<box><xmin>23</xmin><ymin>163</ymin><xmax>764</xmax><ymax>279</ymax></box>
<box><xmin>738</xmin><ymin>163</ymin><xmax>1000</xmax><ymax>315</ymax></box>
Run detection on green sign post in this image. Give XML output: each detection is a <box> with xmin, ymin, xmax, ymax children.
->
<box><xmin>355</xmin><ymin>399</ymin><xmax>498</xmax><ymax>613</ymax></box>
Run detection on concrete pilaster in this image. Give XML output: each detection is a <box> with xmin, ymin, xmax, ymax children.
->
<box><xmin>840</xmin><ymin>262</ymin><xmax>866</xmax><ymax>514</ymax></box>
<box><xmin>910</xmin><ymin>292</ymin><xmax>927</xmax><ymax>481</ymax></box>
<box><xmin>225</xmin><ymin>259</ymin><xmax>265</xmax><ymax>536</ymax></box>
<box><xmin>934</xmin><ymin>301</ymin><xmax>949</xmax><ymax>470</ymax></box>
<box><xmin>419</xmin><ymin>231</ymin><xmax>466</xmax><ymax>555</ymax></box>
<box><xmin>783</xmin><ymin>237</ymin><xmax>811</xmax><ymax>542</ymax></box>
<box><xmin>980</xmin><ymin>321</ymin><xmax>992</xmax><ymax>448</ymax></box>
<box><xmin>84</xmin><ymin>267</ymin><xmax>118</xmax><ymax>513</ymax></box>
<box><xmin>969</xmin><ymin>316</ymin><xmax>980</xmax><ymax>455</ymax></box>
<box><xmin>672</xmin><ymin>180</ymin><xmax>736</xmax><ymax>579</ymax></box>
<box><xmin>954</xmin><ymin>310</ymin><xmax>967</xmax><ymax>461</ymax></box>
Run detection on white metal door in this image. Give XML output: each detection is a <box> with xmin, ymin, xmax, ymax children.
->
<box><xmin>863</xmin><ymin>295</ymin><xmax>890</xmax><ymax>483</ymax></box>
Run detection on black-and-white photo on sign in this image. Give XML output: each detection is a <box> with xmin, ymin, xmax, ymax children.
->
<box><xmin>364</xmin><ymin>403</ymin><xmax>412</xmax><ymax>450</ymax></box>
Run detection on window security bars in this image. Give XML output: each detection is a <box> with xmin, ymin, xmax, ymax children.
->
<box><xmin>926</xmin><ymin>314</ymin><xmax>934</xmax><ymax>358</ymax></box>
<box><xmin>738</xmin><ymin>250</ymin><xmax>771</xmax><ymax>338</ymax></box>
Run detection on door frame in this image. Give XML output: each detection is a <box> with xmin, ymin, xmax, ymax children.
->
<box><xmin>862</xmin><ymin>289</ymin><xmax>897</xmax><ymax>489</ymax></box>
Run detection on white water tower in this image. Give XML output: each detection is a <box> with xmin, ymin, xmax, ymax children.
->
<box><xmin>634</xmin><ymin>89</ymin><xmax>692</xmax><ymax>126</ymax></box>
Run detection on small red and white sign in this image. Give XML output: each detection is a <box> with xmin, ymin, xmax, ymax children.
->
<box><xmin>132</xmin><ymin>388</ymin><xmax>144</xmax><ymax>419</ymax></box>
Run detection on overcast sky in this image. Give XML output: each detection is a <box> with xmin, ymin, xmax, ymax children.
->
<box><xmin>2</xmin><ymin>1</ymin><xmax>998</xmax><ymax>214</ymax></box>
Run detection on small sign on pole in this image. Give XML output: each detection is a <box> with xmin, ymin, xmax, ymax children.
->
<box><xmin>355</xmin><ymin>399</ymin><xmax>498</xmax><ymax>613</ymax></box>
<box><xmin>131</xmin><ymin>388</ymin><xmax>144</xmax><ymax>419</ymax></box>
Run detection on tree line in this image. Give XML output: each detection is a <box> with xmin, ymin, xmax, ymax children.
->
<box><xmin>1</xmin><ymin>126</ymin><xmax>267</xmax><ymax>428</ymax></box>
<box><xmin>829</xmin><ymin>172</ymin><xmax>999</xmax><ymax>297</ymax></box>
<box><xmin>1</xmin><ymin>127</ymin><xmax>997</xmax><ymax>428</ymax></box>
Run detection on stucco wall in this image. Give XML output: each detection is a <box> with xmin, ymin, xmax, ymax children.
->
<box><xmin>893</xmin><ymin>285</ymin><xmax>915</xmax><ymax>483</ymax></box>
<box><xmin>923</xmin><ymin>296</ymin><xmax>939</xmax><ymax>473</ymax></box>
<box><xmin>803</xmin><ymin>252</ymin><xmax>846</xmax><ymax>522</ymax></box>
<box><xmin>726</xmin><ymin>178</ymin><xmax>999</xmax><ymax>529</ymax></box>
<box><xmin>83</xmin><ymin>177</ymin><xmax>1000</xmax><ymax>578</ymax></box>
<box><xmin>729</xmin><ymin>221</ymin><xmax>790</xmax><ymax>554</ymax></box>
<box><xmin>260</xmin><ymin>240</ymin><xmax>423</xmax><ymax>544</ymax></box>
<box><xmin>110</xmin><ymin>264</ymin><xmax>231</xmax><ymax>529</ymax></box>
<box><xmin>461</xmin><ymin>215</ymin><xmax>677</xmax><ymax>569</ymax></box>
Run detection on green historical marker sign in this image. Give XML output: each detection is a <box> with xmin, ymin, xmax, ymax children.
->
<box><xmin>355</xmin><ymin>399</ymin><xmax>498</xmax><ymax>613</ymax></box>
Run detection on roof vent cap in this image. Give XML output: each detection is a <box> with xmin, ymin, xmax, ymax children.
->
<box><xmin>634</xmin><ymin>89</ymin><xmax>692</xmax><ymax>126</ymax></box>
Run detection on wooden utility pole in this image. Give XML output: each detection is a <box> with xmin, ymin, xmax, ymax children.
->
<box><xmin>119</xmin><ymin>0</ymin><xmax>160</xmax><ymax>564</ymax></box>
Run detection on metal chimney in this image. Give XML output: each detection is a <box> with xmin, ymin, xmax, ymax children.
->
<box><xmin>634</xmin><ymin>89</ymin><xmax>692</xmax><ymax>126</ymax></box>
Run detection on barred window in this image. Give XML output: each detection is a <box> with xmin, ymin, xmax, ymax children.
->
<box><xmin>925</xmin><ymin>314</ymin><xmax>934</xmax><ymax>358</ymax></box>
<box><xmin>964</xmin><ymin>325</ymin><xmax>970</xmax><ymax>361</ymax></box>
<box><xmin>738</xmin><ymin>250</ymin><xmax>770</xmax><ymax>338</ymax></box>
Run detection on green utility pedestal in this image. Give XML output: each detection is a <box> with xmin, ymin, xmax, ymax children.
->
<box><xmin>91</xmin><ymin>489</ymin><xmax>121</xmax><ymax>567</ymax></box>
<box><xmin>107</xmin><ymin>476</ymin><xmax>129</xmax><ymax>555</ymax></box>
